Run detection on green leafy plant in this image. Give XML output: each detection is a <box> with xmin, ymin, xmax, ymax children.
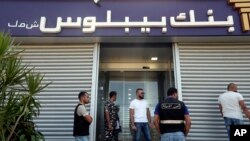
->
<box><xmin>0</xmin><ymin>33</ymin><xmax>50</xmax><ymax>141</ymax></box>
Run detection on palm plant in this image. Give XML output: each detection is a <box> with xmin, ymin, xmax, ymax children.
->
<box><xmin>0</xmin><ymin>33</ymin><xmax>50</xmax><ymax>141</ymax></box>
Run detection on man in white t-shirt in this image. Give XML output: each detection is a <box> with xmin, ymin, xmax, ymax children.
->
<box><xmin>129</xmin><ymin>88</ymin><xmax>153</xmax><ymax>141</ymax></box>
<box><xmin>218</xmin><ymin>83</ymin><xmax>250</xmax><ymax>138</ymax></box>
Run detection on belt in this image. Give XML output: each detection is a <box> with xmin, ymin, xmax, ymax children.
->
<box><xmin>160</xmin><ymin>120</ymin><xmax>184</xmax><ymax>124</ymax></box>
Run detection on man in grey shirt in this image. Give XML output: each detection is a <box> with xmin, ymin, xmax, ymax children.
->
<box><xmin>73</xmin><ymin>91</ymin><xmax>93</xmax><ymax>141</ymax></box>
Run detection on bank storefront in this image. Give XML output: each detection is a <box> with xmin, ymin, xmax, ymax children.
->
<box><xmin>1</xmin><ymin>0</ymin><xmax>250</xmax><ymax>141</ymax></box>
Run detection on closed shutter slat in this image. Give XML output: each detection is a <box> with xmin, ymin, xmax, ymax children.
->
<box><xmin>19</xmin><ymin>45</ymin><xmax>95</xmax><ymax>140</ymax></box>
<box><xmin>176</xmin><ymin>44</ymin><xmax>250</xmax><ymax>141</ymax></box>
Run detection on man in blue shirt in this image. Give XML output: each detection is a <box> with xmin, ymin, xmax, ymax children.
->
<box><xmin>154</xmin><ymin>87</ymin><xmax>191</xmax><ymax>141</ymax></box>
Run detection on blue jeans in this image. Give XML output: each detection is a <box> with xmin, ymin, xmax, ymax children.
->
<box><xmin>75</xmin><ymin>136</ymin><xmax>89</xmax><ymax>141</ymax></box>
<box><xmin>161</xmin><ymin>132</ymin><xmax>185</xmax><ymax>141</ymax></box>
<box><xmin>224</xmin><ymin>117</ymin><xmax>244</xmax><ymax>139</ymax></box>
<box><xmin>133</xmin><ymin>122</ymin><xmax>151</xmax><ymax>141</ymax></box>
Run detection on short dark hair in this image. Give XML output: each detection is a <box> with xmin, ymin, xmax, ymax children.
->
<box><xmin>227</xmin><ymin>83</ymin><xmax>235</xmax><ymax>90</ymax></box>
<box><xmin>136</xmin><ymin>88</ymin><xmax>143</xmax><ymax>93</ymax></box>
<box><xmin>109</xmin><ymin>91</ymin><xmax>117</xmax><ymax>98</ymax></box>
<box><xmin>78</xmin><ymin>91</ymin><xmax>88</xmax><ymax>100</ymax></box>
<box><xmin>167</xmin><ymin>87</ymin><xmax>178</xmax><ymax>96</ymax></box>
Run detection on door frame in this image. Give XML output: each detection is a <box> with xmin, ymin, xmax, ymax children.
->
<box><xmin>90</xmin><ymin>43</ymin><xmax>100</xmax><ymax>141</ymax></box>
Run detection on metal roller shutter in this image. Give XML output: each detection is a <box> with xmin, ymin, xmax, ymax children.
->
<box><xmin>18</xmin><ymin>45</ymin><xmax>97</xmax><ymax>141</ymax></box>
<box><xmin>175</xmin><ymin>44</ymin><xmax>250</xmax><ymax>141</ymax></box>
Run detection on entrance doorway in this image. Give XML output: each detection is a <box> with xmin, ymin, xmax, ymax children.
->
<box><xmin>96</xmin><ymin>44</ymin><xmax>174</xmax><ymax>141</ymax></box>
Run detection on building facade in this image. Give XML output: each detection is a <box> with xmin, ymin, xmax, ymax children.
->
<box><xmin>1</xmin><ymin>0</ymin><xmax>250</xmax><ymax>141</ymax></box>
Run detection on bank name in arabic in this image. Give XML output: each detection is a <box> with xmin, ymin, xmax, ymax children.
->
<box><xmin>7</xmin><ymin>9</ymin><xmax>235</xmax><ymax>33</ymax></box>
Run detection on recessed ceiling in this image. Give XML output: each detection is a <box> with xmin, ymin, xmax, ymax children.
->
<box><xmin>100</xmin><ymin>45</ymin><xmax>172</xmax><ymax>63</ymax></box>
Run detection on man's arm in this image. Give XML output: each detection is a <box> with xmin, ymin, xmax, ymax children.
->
<box><xmin>105</xmin><ymin>110</ymin><xmax>111</xmax><ymax>125</ymax></box>
<box><xmin>129</xmin><ymin>108</ymin><xmax>136</xmax><ymax>130</ymax></box>
<box><xmin>184</xmin><ymin>115</ymin><xmax>191</xmax><ymax>136</ymax></box>
<box><xmin>147</xmin><ymin>108</ymin><xmax>153</xmax><ymax>127</ymax></box>
<box><xmin>104</xmin><ymin>103</ymin><xmax>113</xmax><ymax>130</ymax></box>
<box><xmin>218</xmin><ymin>104</ymin><xmax>223</xmax><ymax>117</ymax></box>
<box><xmin>105</xmin><ymin>110</ymin><xmax>113</xmax><ymax>130</ymax></box>
<box><xmin>239</xmin><ymin>100</ymin><xmax>250</xmax><ymax>120</ymax></box>
<box><xmin>183</xmin><ymin>104</ymin><xmax>191</xmax><ymax>136</ymax></box>
<box><xmin>130</xmin><ymin>108</ymin><xmax>135</xmax><ymax>126</ymax></box>
<box><xmin>153</xmin><ymin>103</ymin><xmax>160</xmax><ymax>133</ymax></box>
<box><xmin>153</xmin><ymin>114</ymin><xmax>160</xmax><ymax>134</ymax></box>
<box><xmin>78</xmin><ymin>105</ymin><xmax>92</xmax><ymax>123</ymax></box>
<box><xmin>84</xmin><ymin>115</ymin><xmax>93</xmax><ymax>123</ymax></box>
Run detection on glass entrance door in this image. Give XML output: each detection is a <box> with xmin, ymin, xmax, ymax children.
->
<box><xmin>96</xmin><ymin>43</ymin><xmax>174</xmax><ymax>141</ymax></box>
<box><xmin>96</xmin><ymin>71</ymin><xmax>172</xmax><ymax>141</ymax></box>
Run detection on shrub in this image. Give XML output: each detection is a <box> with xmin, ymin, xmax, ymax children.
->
<box><xmin>0</xmin><ymin>33</ymin><xmax>50</xmax><ymax>141</ymax></box>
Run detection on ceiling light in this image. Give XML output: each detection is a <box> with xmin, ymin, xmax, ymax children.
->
<box><xmin>151</xmin><ymin>57</ymin><xmax>158</xmax><ymax>61</ymax></box>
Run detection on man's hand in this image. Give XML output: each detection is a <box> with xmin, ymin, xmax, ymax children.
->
<box><xmin>239</xmin><ymin>100</ymin><xmax>250</xmax><ymax>120</ymax></box>
<box><xmin>149</xmin><ymin>123</ymin><xmax>154</xmax><ymax>128</ymax></box>
<box><xmin>131</xmin><ymin>124</ymin><xmax>137</xmax><ymax>131</ymax></box>
<box><xmin>108</xmin><ymin>124</ymin><xmax>113</xmax><ymax>130</ymax></box>
<box><xmin>184</xmin><ymin>130</ymin><xmax>188</xmax><ymax>137</ymax></box>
